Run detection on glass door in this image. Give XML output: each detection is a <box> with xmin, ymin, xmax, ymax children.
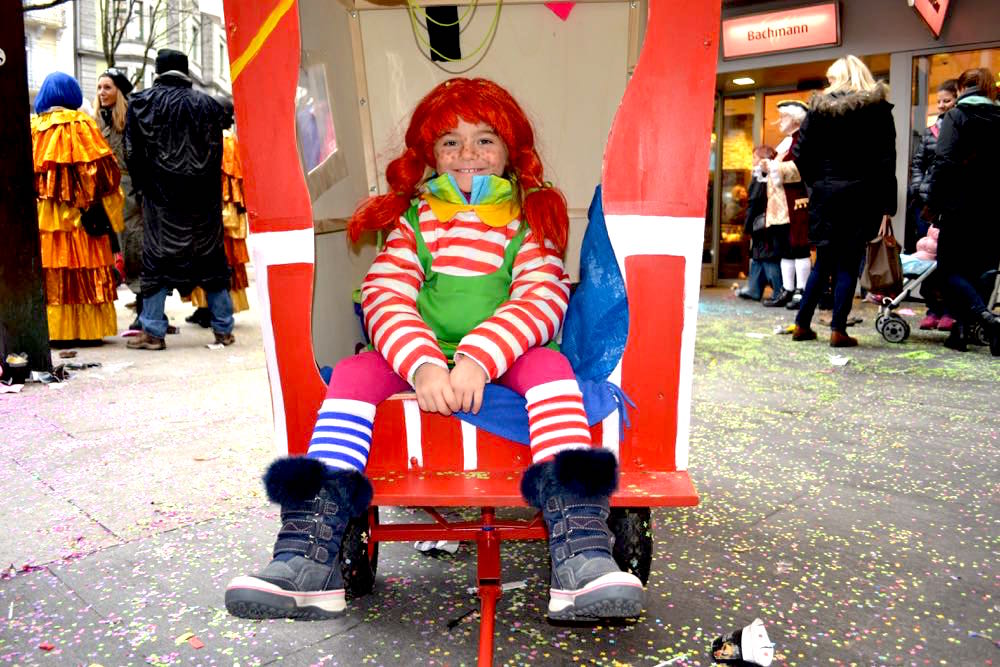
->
<box><xmin>717</xmin><ymin>95</ymin><xmax>755</xmax><ymax>280</ymax></box>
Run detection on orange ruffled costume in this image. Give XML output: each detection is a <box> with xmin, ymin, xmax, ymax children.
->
<box><xmin>33</xmin><ymin>109</ymin><xmax>125</xmax><ymax>340</ymax></box>
<box><xmin>188</xmin><ymin>129</ymin><xmax>250</xmax><ymax>312</ymax></box>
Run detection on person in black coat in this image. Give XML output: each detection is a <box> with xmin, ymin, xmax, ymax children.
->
<box><xmin>124</xmin><ymin>49</ymin><xmax>235</xmax><ymax>350</ymax></box>
<box><xmin>907</xmin><ymin>79</ymin><xmax>958</xmax><ymax>252</ymax></box>
<box><xmin>924</xmin><ymin>68</ymin><xmax>1000</xmax><ymax>355</ymax></box>
<box><xmin>791</xmin><ymin>55</ymin><xmax>897</xmax><ymax>347</ymax></box>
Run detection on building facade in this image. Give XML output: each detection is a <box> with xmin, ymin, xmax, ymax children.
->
<box><xmin>705</xmin><ymin>0</ymin><xmax>1000</xmax><ymax>284</ymax></box>
<box><xmin>23</xmin><ymin>2</ymin><xmax>76</xmax><ymax>104</ymax></box>
<box><xmin>23</xmin><ymin>0</ymin><xmax>231</xmax><ymax>106</ymax></box>
<box><xmin>73</xmin><ymin>0</ymin><xmax>231</xmax><ymax>101</ymax></box>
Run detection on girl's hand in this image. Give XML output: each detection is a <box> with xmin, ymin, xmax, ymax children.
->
<box><xmin>450</xmin><ymin>355</ymin><xmax>487</xmax><ymax>414</ymax></box>
<box><xmin>413</xmin><ymin>363</ymin><xmax>459</xmax><ymax>416</ymax></box>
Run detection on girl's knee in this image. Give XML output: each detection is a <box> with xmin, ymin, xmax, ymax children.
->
<box><xmin>503</xmin><ymin>347</ymin><xmax>575</xmax><ymax>392</ymax></box>
<box><xmin>326</xmin><ymin>351</ymin><xmax>404</xmax><ymax>402</ymax></box>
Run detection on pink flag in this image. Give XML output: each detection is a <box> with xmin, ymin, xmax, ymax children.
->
<box><xmin>545</xmin><ymin>2</ymin><xmax>575</xmax><ymax>20</ymax></box>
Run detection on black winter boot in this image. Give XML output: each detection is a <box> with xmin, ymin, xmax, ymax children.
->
<box><xmin>943</xmin><ymin>321</ymin><xmax>969</xmax><ymax>352</ymax></box>
<box><xmin>762</xmin><ymin>289</ymin><xmax>792</xmax><ymax>307</ymax></box>
<box><xmin>225</xmin><ymin>458</ymin><xmax>373</xmax><ymax>619</ymax></box>
<box><xmin>978</xmin><ymin>309</ymin><xmax>1000</xmax><ymax>357</ymax></box>
<box><xmin>521</xmin><ymin>449</ymin><xmax>644</xmax><ymax>621</ymax></box>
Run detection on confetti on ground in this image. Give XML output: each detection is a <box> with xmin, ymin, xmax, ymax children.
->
<box><xmin>1</xmin><ymin>289</ymin><xmax>996</xmax><ymax>666</ymax></box>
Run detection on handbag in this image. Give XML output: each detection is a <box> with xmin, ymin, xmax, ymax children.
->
<box><xmin>860</xmin><ymin>216</ymin><xmax>903</xmax><ymax>296</ymax></box>
<box><xmin>751</xmin><ymin>213</ymin><xmax>766</xmax><ymax>233</ymax></box>
<box><xmin>79</xmin><ymin>202</ymin><xmax>113</xmax><ymax>238</ymax></box>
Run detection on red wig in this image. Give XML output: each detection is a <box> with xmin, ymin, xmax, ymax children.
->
<box><xmin>347</xmin><ymin>78</ymin><xmax>569</xmax><ymax>255</ymax></box>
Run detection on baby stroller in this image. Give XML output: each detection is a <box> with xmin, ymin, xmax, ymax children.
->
<box><xmin>876</xmin><ymin>258</ymin><xmax>1000</xmax><ymax>344</ymax></box>
<box><xmin>874</xmin><ymin>257</ymin><xmax>937</xmax><ymax>343</ymax></box>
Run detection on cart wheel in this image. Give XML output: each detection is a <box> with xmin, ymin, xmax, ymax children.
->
<box><xmin>875</xmin><ymin>314</ymin><xmax>886</xmax><ymax>334</ymax></box>
<box><xmin>608</xmin><ymin>507</ymin><xmax>653</xmax><ymax>585</ymax></box>
<box><xmin>341</xmin><ymin>507</ymin><xmax>379</xmax><ymax>598</ymax></box>
<box><xmin>881</xmin><ymin>316</ymin><xmax>910</xmax><ymax>343</ymax></box>
<box><xmin>968</xmin><ymin>321</ymin><xmax>989</xmax><ymax>347</ymax></box>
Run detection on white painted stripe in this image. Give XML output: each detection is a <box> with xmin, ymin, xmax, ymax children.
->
<box><xmin>403</xmin><ymin>399</ymin><xmax>423</xmax><ymax>468</ymax></box>
<box><xmin>604</xmin><ymin>214</ymin><xmax>703</xmax><ymax>472</ymax></box>
<box><xmin>246</xmin><ymin>228</ymin><xmax>315</xmax><ymax>457</ymax></box>
<box><xmin>461</xmin><ymin>420</ymin><xmax>477</xmax><ymax>470</ymax></box>
<box><xmin>601</xmin><ymin>410</ymin><xmax>620</xmax><ymax>459</ymax></box>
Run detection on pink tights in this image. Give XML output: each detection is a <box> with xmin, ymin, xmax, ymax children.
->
<box><xmin>325</xmin><ymin>347</ymin><xmax>575</xmax><ymax>404</ymax></box>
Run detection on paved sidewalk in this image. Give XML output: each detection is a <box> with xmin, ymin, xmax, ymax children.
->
<box><xmin>0</xmin><ymin>286</ymin><xmax>997</xmax><ymax>666</ymax></box>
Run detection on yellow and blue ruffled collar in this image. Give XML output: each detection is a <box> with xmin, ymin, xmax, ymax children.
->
<box><xmin>421</xmin><ymin>173</ymin><xmax>520</xmax><ymax>228</ymax></box>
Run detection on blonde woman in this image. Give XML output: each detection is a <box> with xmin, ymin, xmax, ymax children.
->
<box><xmin>790</xmin><ymin>55</ymin><xmax>897</xmax><ymax>347</ymax></box>
<box><xmin>95</xmin><ymin>68</ymin><xmax>144</xmax><ymax>328</ymax></box>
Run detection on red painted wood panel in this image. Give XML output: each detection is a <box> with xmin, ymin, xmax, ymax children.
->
<box><xmin>369</xmin><ymin>470</ymin><xmax>698</xmax><ymax>507</ymax></box>
<box><xmin>602</xmin><ymin>0</ymin><xmax>721</xmax><ymax>217</ymax></box>
<box><xmin>619</xmin><ymin>255</ymin><xmax>685</xmax><ymax>471</ymax></box>
<box><xmin>222</xmin><ymin>0</ymin><xmax>312</xmax><ymax>233</ymax></box>
<box><xmin>267</xmin><ymin>263</ymin><xmax>326</xmax><ymax>455</ymax></box>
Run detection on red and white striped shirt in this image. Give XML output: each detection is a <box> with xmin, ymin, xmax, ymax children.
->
<box><xmin>361</xmin><ymin>199</ymin><xmax>571</xmax><ymax>384</ymax></box>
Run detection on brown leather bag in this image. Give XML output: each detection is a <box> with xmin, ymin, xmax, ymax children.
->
<box><xmin>860</xmin><ymin>217</ymin><xmax>904</xmax><ymax>296</ymax></box>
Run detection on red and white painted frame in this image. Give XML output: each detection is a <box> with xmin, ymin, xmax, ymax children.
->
<box><xmin>220</xmin><ymin>0</ymin><xmax>720</xmax><ymax>477</ymax></box>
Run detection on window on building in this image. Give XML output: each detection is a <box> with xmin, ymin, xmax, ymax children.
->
<box><xmin>218</xmin><ymin>39</ymin><xmax>228</xmax><ymax>80</ymax></box>
<box><xmin>191</xmin><ymin>24</ymin><xmax>201</xmax><ymax>64</ymax></box>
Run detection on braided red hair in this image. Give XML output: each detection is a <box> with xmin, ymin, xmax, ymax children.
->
<box><xmin>347</xmin><ymin>78</ymin><xmax>569</xmax><ymax>255</ymax></box>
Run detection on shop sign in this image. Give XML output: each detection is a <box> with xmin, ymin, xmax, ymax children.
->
<box><xmin>910</xmin><ymin>0</ymin><xmax>950</xmax><ymax>38</ymax></box>
<box><xmin>722</xmin><ymin>2</ymin><xmax>841</xmax><ymax>60</ymax></box>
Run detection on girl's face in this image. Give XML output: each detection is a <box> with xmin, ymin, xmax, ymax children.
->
<box><xmin>936</xmin><ymin>90</ymin><xmax>957</xmax><ymax>115</ymax></box>
<box><xmin>97</xmin><ymin>77</ymin><xmax>118</xmax><ymax>107</ymax></box>
<box><xmin>433</xmin><ymin>118</ymin><xmax>508</xmax><ymax>193</ymax></box>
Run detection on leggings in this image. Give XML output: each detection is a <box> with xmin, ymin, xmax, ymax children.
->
<box><xmin>306</xmin><ymin>347</ymin><xmax>591</xmax><ymax>471</ymax></box>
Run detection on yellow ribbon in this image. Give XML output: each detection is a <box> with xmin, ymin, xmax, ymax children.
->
<box><xmin>423</xmin><ymin>195</ymin><xmax>520</xmax><ymax>228</ymax></box>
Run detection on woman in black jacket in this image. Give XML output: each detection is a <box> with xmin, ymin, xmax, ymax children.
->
<box><xmin>924</xmin><ymin>68</ymin><xmax>1000</xmax><ymax>355</ymax></box>
<box><xmin>791</xmin><ymin>55</ymin><xmax>897</xmax><ymax>347</ymax></box>
<box><xmin>908</xmin><ymin>79</ymin><xmax>958</xmax><ymax>251</ymax></box>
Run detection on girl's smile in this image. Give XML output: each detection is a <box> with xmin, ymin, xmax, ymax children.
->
<box><xmin>433</xmin><ymin>119</ymin><xmax>508</xmax><ymax>193</ymax></box>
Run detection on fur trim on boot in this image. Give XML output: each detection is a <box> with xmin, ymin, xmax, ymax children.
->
<box><xmin>263</xmin><ymin>457</ymin><xmax>373</xmax><ymax>515</ymax></box>
<box><xmin>521</xmin><ymin>448</ymin><xmax>618</xmax><ymax>508</ymax></box>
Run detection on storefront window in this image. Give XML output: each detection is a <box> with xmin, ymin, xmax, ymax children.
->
<box><xmin>911</xmin><ymin>47</ymin><xmax>1000</xmax><ymax>150</ymax></box>
<box><xmin>704</xmin><ymin>98</ymin><xmax>718</xmax><ymax>265</ymax></box>
<box><xmin>761</xmin><ymin>90</ymin><xmax>814</xmax><ymax>151</ymax></box>
<box><xmin>718</xmin><ymin>95</ymin><xmax>754</xmax><ymax>279</ymax></box>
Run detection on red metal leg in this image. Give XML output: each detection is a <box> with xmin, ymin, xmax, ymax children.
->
<box><xmin>478</xmin><ymin>582</ymin><xmax>500</xmax><ymax>666</ymax></box>
<box><xmin>477</xmin><ymin>508</ymin><xmax>501</xmax><ymax>667</ymax></box>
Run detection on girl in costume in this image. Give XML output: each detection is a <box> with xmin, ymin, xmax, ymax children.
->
<box><xmin>226</xmin><ymin>78</ymin><xmax>643</xmax><ymax>622</ymax></box>
<box><xmin>33</xmin><ymin>72</ymin><xmax>124</xmax><ymax>343</ymax></box>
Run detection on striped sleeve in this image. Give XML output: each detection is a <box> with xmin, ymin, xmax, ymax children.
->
<box><xmin>360</xmin><ymin>219</ymin><xmax>448</xmax><ymax>384</ymax></box>
<box><xmin>456</xmin><ymin>230</ymin><xmax>571</xmax><ymax>380</ymax></box>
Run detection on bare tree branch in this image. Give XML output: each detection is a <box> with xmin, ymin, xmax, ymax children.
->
<box><xmin>22</xmin><ymin>0</ymin><xmax>74</xmax><ymax>12</ymax></box>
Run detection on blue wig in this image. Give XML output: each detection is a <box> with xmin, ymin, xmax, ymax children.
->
<box><xmin>34</xmin><ymin>72</ymin><xmax>83</xmax><ymax>114</ymax></box>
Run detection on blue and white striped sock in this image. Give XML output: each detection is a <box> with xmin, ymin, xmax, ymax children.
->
<box><xmin>305</xmin><ymin>399</ymin><xmax>376</xmax><ymax>473</ymax></box>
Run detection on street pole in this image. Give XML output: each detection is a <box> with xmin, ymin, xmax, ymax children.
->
<box><xmin>0</xmin><ymin>4</ymin><xmax>53</xmax><ymax>373</ymax></box>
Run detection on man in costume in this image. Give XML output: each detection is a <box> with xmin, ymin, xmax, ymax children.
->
<box><xmin>124</xmin><ymin>49</ymin><xmax>235</xmax><ymax>350</ymax></box>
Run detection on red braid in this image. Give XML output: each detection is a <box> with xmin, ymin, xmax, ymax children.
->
<box><xmin>347</xmin><ymin>147</ymin><xmax>427</xmax><ymax>243</ymax></box>
<box><xmin>347</xmin><ymin>78</ymin><xmax>569</xmax><ymax>255</ymax></box>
